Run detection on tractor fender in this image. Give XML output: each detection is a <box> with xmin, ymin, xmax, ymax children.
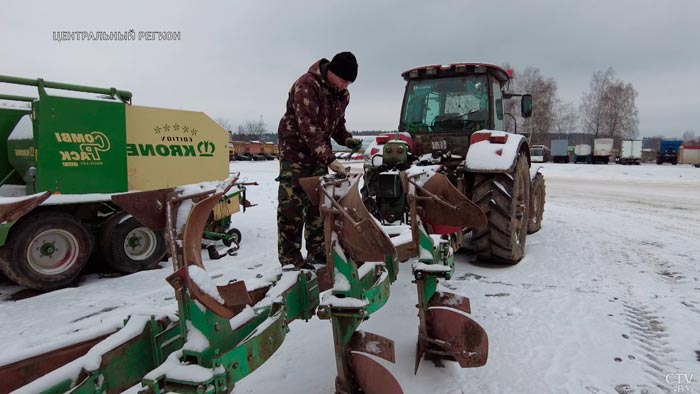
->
<box><xmin>464</xmin><ymin>131</ymin><xmax>531</xmax><ymax>173</ymax></box>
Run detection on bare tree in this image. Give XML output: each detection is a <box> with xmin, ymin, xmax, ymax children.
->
<box><xmin>237</xmin><ymin>115</ymin><xmax>268</xmax><ymax>138</ymax></box>
<box><xmin>517</xmin><ymin>67</ymin><xmax>557</xmax><ymax>144</ymax></box>
<box><xmin>553</xmin><ymin>99</ymin><xmax>579</xmax><ymax>134</ymax></box>
<box><xmin>580</xmin><ymin>68</ymin><xmax>639</xmax><ymax>139</ymax></box>
<box><xmin>682</xmin><ymin>130</ymin><xmax>699</xmax><ymax>144</ymax></box>
<box><xmin>501</xmin><ymin>65</ymin><xmax>557</xmax><ymax>143</ymax></box>
<box><xmin>215</xmin><ymin>117</ymin><xmax>233</xmax><ymax>133</ymax></box>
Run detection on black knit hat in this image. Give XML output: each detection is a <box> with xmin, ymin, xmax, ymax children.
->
<box><xmin>328</xmin><ymin>51</ymin><xmax>358</xmax><ymax>82</ymax></box>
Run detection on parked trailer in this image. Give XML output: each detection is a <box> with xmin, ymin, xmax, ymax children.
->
<box><xmin>620</xmin><ymin>140</ymin><xmax>643</xmax><ymax>165</ymax></box>
<box><xmin>679</xmin><ymin>145</ymin><xmax>700</xmax><ymax>166</ymax></box>
<box><xmin>574</xmin><ymin>144</ymin><xmax>592</xmax><ymax>163</ymax></box>
<box><xmin>592</xmin><ymin>138</ymin><xmax>613</xmax><ymax>164</ymax></box>
<box><xmin>551</xmin><ymin>139</ymin><xmax>569</xmax><ymax>163</ymax></box>
<box><xmin>529</xmin><ymin>144</ymin><xmax>551</xmax><ymax>163</ymax></box>
<box><xmin>657</xmin><ymin>140</ymin><xmax>683</xmax><ymax>165</ymax></box>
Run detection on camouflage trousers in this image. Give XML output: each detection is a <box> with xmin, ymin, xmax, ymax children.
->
<box><xmin>277</xmin><ymin>160</ymin><xmax>328</xmax><ymax>266</ymax></box>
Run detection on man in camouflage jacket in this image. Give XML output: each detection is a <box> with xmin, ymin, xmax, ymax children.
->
<box><xmin>277</xmin><ymin>51</ymin><xmax>362</xmax><ymax>268</ymax></box>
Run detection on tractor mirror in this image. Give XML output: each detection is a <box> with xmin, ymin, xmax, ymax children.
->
<box><xmin>521</xmin><ymin>94</ymin><xmax>533</xmax><ymax>118</ymax></box>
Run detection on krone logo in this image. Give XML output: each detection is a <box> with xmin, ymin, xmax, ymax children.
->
<box><xmin>197</xmin><ymin>140</ymin><xmax>215</xmax><ymax>157</ymax></box>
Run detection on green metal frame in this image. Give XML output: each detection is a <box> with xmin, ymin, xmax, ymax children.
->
<box><xmin>0</xmin><ymin>75</ymin><xmax>132</xmax><ymax>104</ymax></box>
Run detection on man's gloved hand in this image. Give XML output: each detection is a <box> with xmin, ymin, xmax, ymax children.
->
<box><xmin>328</xmin><ymin>159</ymin><xmax>348</xmax><ymax>177</ymax></box>
<box><xmin>345</xmin><ymin>137</ymin><xmax>362</xmax><ymax>151</ymax></box>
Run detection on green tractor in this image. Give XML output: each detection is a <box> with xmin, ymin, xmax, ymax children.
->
<box><xmin>363</xmin><ymin>63</ymin><xmax>546</xmax><ymax>263</ymax></box>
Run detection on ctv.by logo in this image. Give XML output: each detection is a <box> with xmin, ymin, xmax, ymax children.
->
<box><xmin>197</xmin><ymin>140</ymin><xmax>215</xmax><ymax>157</ymax></box>
<box><xmin>666</xmin><ymin>373</ymin><xmax>695</xmax><ymax>393</ymax></box>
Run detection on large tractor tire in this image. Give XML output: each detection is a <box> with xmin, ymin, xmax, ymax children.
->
<box><xmin>527</xmin><ymin>173</ymin><xmax>546</xmax><ymax>234</ymax></box>
<box><xmin>99</xmin><ymin>213</ymin><xmax>166</xmax><ymax>273</ymax></box>
<box><xmin>470</xmin><ymin>154</ymin><xmax>531</xmax><ymax>264</ymax></box>
<box><xmin>0</xmin><ymin>211</ymin><xmax>93</xmax><ymax>290</ymax></box>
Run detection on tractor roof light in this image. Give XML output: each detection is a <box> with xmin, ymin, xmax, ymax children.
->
<box><xmin>426</xmin><ymin>67</ymin><xmax>437</xmax><ymax>76</ymax></box>
<box><xmin>409</xmin><ymin>70</ymin><xmax>419</xmax><ymax>79</ymax></box>
<box><xmin>455</xmin><ymin>65</ymin><xmax>467</xmax><ymax>73</ymax></box>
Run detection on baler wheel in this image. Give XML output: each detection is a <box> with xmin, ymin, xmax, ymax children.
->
<box><xmin>469</xmin><ymin>153</ymin><xmax>530</xmax><ymax>263</ymax></box>
<box><xmin>99</xmin><ymin>212</ymin><xmax>166</xmax><ymax>273</ymax></box>
<box><xmin>0</xmin><ymin>211</ymin><xmax>92</xmax><ymax>290</ymax></box>
<box><xmin>222</xmin><ymin>228</ymin><xmax>242</xmax><ymax>247</ymax></box>
<box><xmin>527</xmin><ymin>173</ymin><xmax>546</xmax><ymax>234</ymax></box>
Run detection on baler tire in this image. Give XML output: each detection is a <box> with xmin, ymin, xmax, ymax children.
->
<box><xmin>469</xmin><ymin>154</ymin><xmax>530</xmax><ymax>264</ymax></box>
<box><xmin>527</xmin><ymin>173</ymin><xmax>546</xmax><ymax>234</ymax></box>
<box><xmin>222</xmin><ymin>228</ymin><xmax>242</xmax><ymax>247</ymax></box>
<box><xmin>0</xmin><ymin>211</ymin><xmax>92</xmax><ymax>290</ymax></box>
<box><xmin>99</xmin><ymin>213</ymin><xmax>166</xmax><ymax>274</ymax></box>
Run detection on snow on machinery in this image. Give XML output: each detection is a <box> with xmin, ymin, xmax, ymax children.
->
<box><xmin>363</xmin><ymin>63</ymin><xmax>546</xmax><ymax>264</ymax></box>
<box><xmin>4</xmin><ymin>167</ymin><xmax>489</xmax><ymax>394</ymax></box>
<box><xmin>0</xmin><ymin>75</ymin><xmax>249</xmax><ymax>291</ymax></box>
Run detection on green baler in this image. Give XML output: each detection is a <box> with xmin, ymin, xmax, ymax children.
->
<box><xmin>0</xmin><ymin>75</ymin><xmax>237</xmax><ymax>290</ymax></box>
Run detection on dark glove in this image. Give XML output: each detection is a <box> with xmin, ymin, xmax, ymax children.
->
<box><xmin>345</xmin><ymin>137</ymin><xmax>362</xmax><ymax>151</ymax></box>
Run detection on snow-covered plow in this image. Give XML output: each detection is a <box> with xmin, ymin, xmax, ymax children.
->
<box><xmin>5</xmin><ymin>169</ymin><xmax>488</xmax><ymax>393</ymax></box>
<box><xmin>301</xmin><ymin>170</ymin><xmax>489</xmax><ymax>393</ymax></box>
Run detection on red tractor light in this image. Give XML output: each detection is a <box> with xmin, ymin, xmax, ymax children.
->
<box><xmin>489</xmin><ymin>134</ymin><xmax>508</xmax><ymax>144</ymax></box>
<box><xmin>376</xmin><ymin>135</ymin><xmax>390</xmax><ymax>144</ymax></box>
<box><xmin>470</xmin><ymin>132</ymin><xmax>491</xmax><ymax>145</ymax></box>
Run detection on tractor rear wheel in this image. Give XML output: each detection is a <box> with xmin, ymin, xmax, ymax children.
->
<box><xmin>0</xmin><ymin>211</ymin><xmax>93</xmax><ymax>290</ymax></box>
<box><xmin>99</xmin><ymin>213</ymin><xmax>166</xmax><ymax>273</ymax></box>
<box><xmin>527</xmin><ymin>173</ymin><xmax>545</xmax><ymax>234</ymax></box>
<box><xmin>470</xmin><ymin>154</ymin><xmax>530</xmax><ymax>264</ymax></box>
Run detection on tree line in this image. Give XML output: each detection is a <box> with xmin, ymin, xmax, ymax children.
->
<box><xmin>218</xmin><ymin>66</ymin><xmax>697</xmax><ymax>146</ymax></box>
<box><xmin>504</xmin><ymin>65</ymin><xmax>697</xmax><ymax>146</ymax></box>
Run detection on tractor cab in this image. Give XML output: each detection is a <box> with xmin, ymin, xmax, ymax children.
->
<box><xmin>399</xmin><ymin>63</ymin><xmax>531</xmax><ymax>159</ymax></box>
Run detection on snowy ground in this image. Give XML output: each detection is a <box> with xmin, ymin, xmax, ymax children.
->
<box><xmin>1</xmin><ymin>161</ymin><xmax>699</xmax><ymax>394</ymax></box>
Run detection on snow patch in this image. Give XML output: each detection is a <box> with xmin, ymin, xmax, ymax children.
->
<box><xmin>322</xmin><ymin>294</ymin><xmax>369</xmax><ymax>308</ymax></box>
<box><xmin>187</xmin><ymin>265</ymin><xmax>224</xmax><ymax>304</ymax></box>
<box><xmin>465</xmin><ymin>130</ymin><xmax>523</xmax><ymax>170</ymax></box>
<box><xmin>8</xmin><ymin>114</ymin><xmax>33</xmax><ymax>140</ymax></box>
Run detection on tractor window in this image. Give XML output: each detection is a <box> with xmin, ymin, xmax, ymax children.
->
<box><xmin>400</xmin><ymin>75</ymin><xmax>489</xmax><ymax>133</ymax></box>
<box><xmin>492</xmin><ymin>80</ymin><xmax>504</xmax><ymax>130</ymax></box>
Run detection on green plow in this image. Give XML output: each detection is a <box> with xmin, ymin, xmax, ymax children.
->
<box><xmin>6</xmin><ymin>167</ymin><xmax>489</xmax><ymax>394</ymax></box>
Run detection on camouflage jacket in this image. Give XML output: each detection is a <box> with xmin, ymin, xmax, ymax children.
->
<box><xmin>277</xmin><ymin>59</ymin><xmax>352</xmax><ymax>166</ymax></box>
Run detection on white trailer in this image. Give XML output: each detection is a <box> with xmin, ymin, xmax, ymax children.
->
<box><xmin>620</xmin><ymin>140</ymin><xmax>642</xmax><ymax>165</ymax></box>
<box><xmin>593</xmin><ymin>138</ymin><xmax>614</xmax><ymax>164</ymax></box>
<box><xmin>679</xmin><ymin>146</ymin><xmax>700</xmax><ymax>166</ymax></box>
<box><xmin>574</xmin><ymin>144</ymin><xmax>592</xmax><ymax>163</ymax></box>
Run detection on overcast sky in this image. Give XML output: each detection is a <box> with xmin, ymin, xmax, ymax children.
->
<box><xmin>2</xmin><ymin>0</ymin><xmax>698</xmax><ymax>138</ymax></box>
